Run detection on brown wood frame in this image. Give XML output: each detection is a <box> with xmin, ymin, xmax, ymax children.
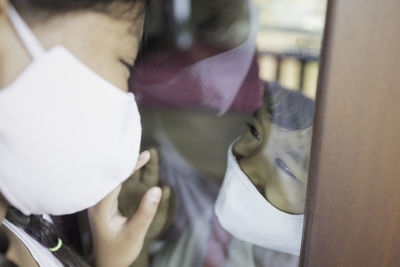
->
<box><xmin>300</xmin><ymin>0</ymin><xmax>400</xmax><ymax>266</ymax></box>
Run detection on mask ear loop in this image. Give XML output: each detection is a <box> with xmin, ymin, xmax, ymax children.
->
<box><xmin>6</xmin><ymin>5</ymin><xmax>45</xmax><ymax>59</ymax></box>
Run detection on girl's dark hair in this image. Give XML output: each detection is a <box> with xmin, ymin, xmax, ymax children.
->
<box><xmin>11</xmin><ymin>0</ymin><xmax>148</xmax><ymax>20</ymax></box>
<box><xmin>5</xmin><ymin>207</ymin><xmax>90</xmax><ymax>267</ymax></box>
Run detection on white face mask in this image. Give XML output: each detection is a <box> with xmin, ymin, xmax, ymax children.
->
<box><xmin>215</xmin><ymin>144</ymin><xmax>304</xmax><ymax>256</ymax></box>
<box><xmin>0</xmin><ymin>6</ymin><xmax>142</xmax><ymax>215</ymax></box>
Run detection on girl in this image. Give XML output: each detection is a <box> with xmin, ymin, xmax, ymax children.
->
<box><xmin>0</xmin><ymin>0</ymin><xmax>163</xmax><ymax>265</ymax></box>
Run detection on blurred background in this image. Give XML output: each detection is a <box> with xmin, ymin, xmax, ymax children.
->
<box><xmin>137</xmin><ymin>0</ymin><xmax>327</xmax><ymax>99</ymax></box>
<box><xmin>254</xmin><ymin>0</ymin><xmax>326</xmax><ymax>99</ymax></box>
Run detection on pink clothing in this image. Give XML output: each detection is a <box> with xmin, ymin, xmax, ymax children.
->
<box><xmin>131</xmin><ymin>45</ymin><xmax>263</xmax><ymax>113</ymax></box>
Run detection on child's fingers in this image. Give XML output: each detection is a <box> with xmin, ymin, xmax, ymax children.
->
<box><xmin>134</xmin><ymin>150</ymin><xmax>151</xmax><ymax>172</ymax></box>
<box><xmin>147</xmin><ymin>186</ymin><xmax>172</xmax><ymax>238</ymax></box>
<box><xmin>161</xmin><ymin>186</ymin><xmax>171</xmax><ymax>203</ymax></box>
<box><xmin>126</xmin><ymin>187</ymin><xmax>162</xmax><ymax>241</ymax></box>
<box><xmin>142</xmin><ymin>148</ymin><xmax>159</xmax><ymax>187</ymax></box>
<box><xmin>118</xmin><ymin>175</ymin><xmax>142</xmax><ymax>217</ymax></box>
<box><xmin>159</xmin><ymin>186</ymin><xmax>174</xmax><ymax>228</ymax></box>
<box><xmin>158</xmin><ymin>186</ymin><xmax>171</xmax><ymax>215</ymax></box>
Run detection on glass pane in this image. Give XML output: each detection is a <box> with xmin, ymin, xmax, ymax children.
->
<box><xmin>127</xmin><ymin>0</ymin><xmax>326</xmax><ymax>266</ymax></box>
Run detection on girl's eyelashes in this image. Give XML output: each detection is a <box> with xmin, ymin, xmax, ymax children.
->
<box><xmin>246</xmin><ymin>122</ymin><xmax>261</xmax><ymax>140</ymax></box>
<box><xmin>119</xmin><ymin>58</ymin><xmax>139</xmax><ymax>81</ymax></box>
<box><xmin>119</xmin><ymin>58</ymin><xmax>135</xmax><ymax>71</ymax></box>
<box><xmin>275</xmin><ymin>158</ymin><xmax>297</xmax><ymax>180</ymax></box>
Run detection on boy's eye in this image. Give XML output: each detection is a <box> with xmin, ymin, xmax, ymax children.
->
<box><xmin>275</xmin><ymin>158</ymin><xmax>297</xmax><ymax>180</ymax></box>
<box><xmin>246</xmin><ymin>122</ymin><xmax>260</xmax><ymax>140</ymax></box>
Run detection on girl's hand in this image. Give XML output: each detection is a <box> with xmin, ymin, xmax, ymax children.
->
<box><xmin>88</xmin><ymin>151</ymin><xmax>162</xmax><ymax>267</ymax></box>
<box><xmin>118</xmin><ymin>148</ymin><xmax>174</xmax><ymax>240</ymax></box>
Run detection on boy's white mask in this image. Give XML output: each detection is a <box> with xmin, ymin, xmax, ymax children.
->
<box><xmin>0</xmin><ymin>6</ymin><xmax>142</xmax><ymax>215</ymax></box>
<box><xmin>215</xmin><ymin>143</ymin><xmax>304</xmax><ymax>256</ymax></box>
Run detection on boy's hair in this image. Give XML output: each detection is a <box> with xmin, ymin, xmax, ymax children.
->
<box><xmin>264</xmin><ymin>82</ymin><xmax>315</xmax><ymax>131</ymax></box>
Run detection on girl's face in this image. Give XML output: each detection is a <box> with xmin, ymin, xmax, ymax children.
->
<box><xmin>0</xmin><ymin>0</ymin><xmax>145</xmax><ymax>91</ymax></box>
<box><xmin>233</xmin><ymin>101</ymin><xmax>312</xmax><ymax>214</ymax></box>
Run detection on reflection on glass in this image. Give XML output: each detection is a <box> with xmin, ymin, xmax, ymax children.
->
<box><xmin>215</xmin><ymin>83</ymin><xmax>314</xmax><ymax>256</ymax></box>
<box><xmin>121</xmin><ymin>0</ymin><xmax>326</xmax><ymax>266</ymax></box>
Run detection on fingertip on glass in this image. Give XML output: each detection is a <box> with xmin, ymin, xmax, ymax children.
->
<box><xmin>139</xmin><ymin>150</ymin><xmax>151</xmax><ymax>161</ymax></box>
<box><xmin>147</xmin><ymin>187</ymin><xmax>162</xmax><ymax>203</ymax></box>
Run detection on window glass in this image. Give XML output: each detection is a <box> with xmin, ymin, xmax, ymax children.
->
<box><xmin>123</xmin><ymin>0</ymin><xmax>327</xmax><ymax>266</ymax></box>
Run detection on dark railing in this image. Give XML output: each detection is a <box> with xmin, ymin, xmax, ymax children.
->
<box><xmin>257</xmin><ymin>50</ymin><xmax>319</xmax><ymax>92</ymax></box>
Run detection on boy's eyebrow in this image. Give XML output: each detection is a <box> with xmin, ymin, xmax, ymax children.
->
<box><xmin>253</xmin><ymin>105</ymin><xmax>272</xmax><ymax>122</ymax></box>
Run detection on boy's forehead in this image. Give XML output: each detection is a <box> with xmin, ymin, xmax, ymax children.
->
<box><xmin>266</xmin><ymin>125</ymin><xmax>312</xmax><ymax>166</ymax></box>
<box><xmin>269</xmin><ymin>123</ymin><xmax>312</xmax><ymax>145</ymax></box>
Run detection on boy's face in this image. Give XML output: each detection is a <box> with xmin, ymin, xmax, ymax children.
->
<box><xmin>232</xmin><ymin>101</ymin><xmax>312</xmax><ymax>214</ymax></box>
